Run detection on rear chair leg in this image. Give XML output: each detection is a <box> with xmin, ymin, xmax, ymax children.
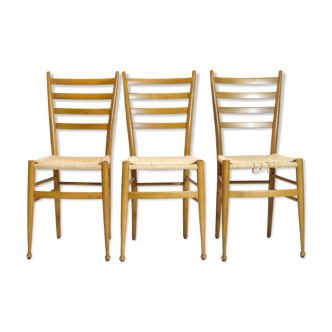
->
<box><xmin>221</xmin><ymin>160</ymin><xmax>230</xmax><ymax>261</ymax></box>
<box><xmin>27</xmin><ymin>160</ymin><xmax>36</xmax><ymax>259</ymax></box>
<box><xmin>296</xmin><ymin>159</ymin><xmax>305</xmax><ymax>258</ymax></box>
<box><xmin>120</xmin><ymin>161</ymin><xmax>130</xmax><ymax>261</ymax></box>
<box><xmin>54</xmin><ymin>170</ymin><xmax>61</xmax><ymax>239</ymax></box>
<box><xmin>197</xmin><ymin>160</ymin><xmax>206</xmax><ymax>259</ymax></box>
<box><xmin>131</xmin><ymin>170</ymin><xmax>137</xmax><ymax>240</ymax></box>
<box><xmin>215</xmin><ymin>162</ymin><xmax>222</xmax><ymax>238</ymax></box>
<box><xmin>183</xmin><ymin>169</ymin><xmax>189</xmax><ymax>239</ymax></box>
<box><xmin>109</xmin><ymin>163</ymin><xmax>111</xmax><ymax>239</ymax></box>
<box><xmin>267</xmin><ymin>168</ymin><xmax>275</xmax><ymax>238</ymax></box>
<box><xmin>101</xmin><ymin>162</ymin><xmax>110</xmax><ymax>261</ymax></box>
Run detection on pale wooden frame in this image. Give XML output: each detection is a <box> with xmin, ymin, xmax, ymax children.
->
<box><xmin>25</xmin><ymin>69</ymin><xmax>120</xmax><ymax>261</ymax></box>
<box><xmin>118</xmin><ymin>69</ymin><xmax>206</xmax><ymax>262</ymax></box>
<box><xmin>209</xmin><ymin>68</ymin><xmax>306</xmax><ymax>262</ymax></box>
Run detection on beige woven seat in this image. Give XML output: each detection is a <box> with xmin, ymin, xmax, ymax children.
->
<box><xmin>119</xmin><ymin>71</ymin><xmax>206</xmax><ymax>261</ymax></box>
<box><xmin>217</xmin><ymin>154</ymin><xmax>297</xmax><ymax>170</ymax></box>
<box><xmin>27</xmin><ymin>72</ymin><xmax>120</xmax><ymax>261</ymax></box>
<box><xmin>34</xmin><ymin>155</ymin><xmax>111</xmax><ymax>170</ymax></box>
<box><xmin>211</xmin><ymin>70</ymin><xmax>306</xmax><ymax>261</ymax></box>
<box><xmin>126</xmin><ymin>156</ymin><xmax>198</xmax><ymax>170</ymax></box>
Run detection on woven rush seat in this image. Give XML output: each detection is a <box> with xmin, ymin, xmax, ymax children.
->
<box><xmin>126</xmin><ymin>156</ymin><xmax>198</xmax><ymax>170</ymax></box>
<box><xmin>218</xmin><ymin>154</ymin><xmax>297</xmax><ymax>169</ymax></box>
<box><xmin>34</xmin><ymin>155</ymin><xmax>111</xmax><ymax>170</ymax></box>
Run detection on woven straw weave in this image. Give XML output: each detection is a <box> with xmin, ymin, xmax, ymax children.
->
<box><xmin>217</xmin><ymin>154</ymin><xmax>297</xmax><ymax>169</ymax></box>
<box><xmin>126</xmin><ymin>156</ymin><xmax>198</xmax><ymax>170</ymax></box>
<box><xmin>34</xmin><ymin>155</ymin><xmax>111</xmax><ymax>170</ymax></box>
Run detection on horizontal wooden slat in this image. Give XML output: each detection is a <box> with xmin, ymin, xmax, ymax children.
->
<box><xmin>54</xmin><ymin>108</ymin><xmax>110</xmax><ymax>115</ymax></box>
<box><xmin>272</xmin><ymin>174</ymin><xmax>297</xmax><ymax>185</ymax></box>
<box><xmin>34</xmin><ymin>191</ymin><xmax>102</xmax><ymax>199</ymax></box>
<box><xmin>56</xmin><ymin>123</ymin><xmax>108</xmax><ymax>130</ymax></box>
<box><xmin>131</xmin><ymin>107</ymin><xmax>188</xmax><ymax>114</ymax></box>
<box><xmin>129</xmin><ymin>93</ymin><xmax>190</xmax><ymax>99</ymax></box>
<box><xmin>137</xmin><ymin>182</ymin><xmax>183</xmax><ymax>186</ymax></box>
<box><xmin>133</xmin><ymin>122</ymin><xmax>186</xmax><ymax>129</ymax></box>
<box><xmin>219</xmin><ymin>107</ymin><xmax>275</xmax><ymax>114</ymax></box>
<box><xmin>127</xmin><ymin>78</ymin><xmax>191</xmax><ymax>84</ymax></box>
<box><xmin>220</xmin><ymin>122</ymin><xmax>273</xmax><ymax>128</ymax></box>
<box><xmin>52</xmin><ymin>93</ymin><xmax>113</xmax><ymax>100</ymax></box>
<box><xmin>229</xmin><ymin>189</ymin><xmax>298</xmax><ymax>198</ymax></box>
<box><xmin>229</xmin><ymin>179</ymin><xmax>269</xmax><ymax>184</ymax></box>
<box><xmin>34</xmin><ymin>189</ymin><xmax>55</xmax><ymax>201</ymax></box>
<box><xmin>59</xmin><ymin>182</ymin><xmax>102</xmax><ymax>186</ymax></box>
<box><xmin>128</xmin><ymin>191</ymin><xmax>198</xmax><ymax>199</ymax></box>
<box><xmin>214</xmin><ymin>77</ymin><xmax>278</xmax><ymax>84</ymax></box>
<box><xmin>35</xmin><ymin>177</ymin><xmax>55</xmax><ymax>187</ymax></box>
<box><xmin>216</xmin><ymin>92</ymin><xmax>276</xmax><ymax>99</ymax></box>
<box><xmin>50</xmin><ymin>78</ymin><xmax>114</xmax><ymax>85</ymax></box>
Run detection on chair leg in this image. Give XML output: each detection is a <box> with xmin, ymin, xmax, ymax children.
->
<box><xmin>131</xmin><ymin>170</ymin><xmax>137</xmax><ymax>240</ymax></box>
<box><xmin>215</xmin><ymin>162</ymin><xmax>222</xmax><ymax>238</ymax></box>
<box><xmin>53</xmin><ymin>170</ymin><xmax>61</xmax><ymax>239</ymax></box>
<box><xmin>296</xmin><ymin>159</ymin><xmax>305</xmax><ymax>258</ymax></box>
<box><xmin>27</xmin><ymin>160</ymin><xmax>36</xmax><ymax>259</ymax></box>
<box><xmin>101</xmin><ymin>162</ymin><xmax>110</xmax><ymax>261</ymax></box>
<box><xmin>109</xmin><ymin>163</ymin><xmax>111</xmax><ymax>239</ymax></box>
<box><xmin>221</xmin><ymin>160</ymin><xmax>230</xmax><ymax>261</ymax></box>
<box><xmin>183</xmin><ymin>169</ymin><xmax>189</xmax><ymax>239</ymax></box>
<box><xmin>267</xmin><ymin>168</ymin><xmax>275</xmax><ymax>238</ymax></box>
<box><xmin>197</xmin><ymin>160</ymin><xmax>206</xmax><ymax>259</ymax></box>
<box><xmin>120</xmin><ymin>161</ymin><xmax>130</xmax><ymax>261</ymax></box>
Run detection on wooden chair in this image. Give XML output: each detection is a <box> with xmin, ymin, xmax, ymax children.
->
<box><xmin>27</xmin><ymin>72</ymin><xmax>119</xmax><ymax>261</ymax></box>
<box><xmin>119</xmin><ymin>71</ymin><xmax>206</xmax><ymax>261</ymax></box>
<box><xmin>210</xmin><ymin>70</ymin><xmax>305</xmax><ymax>261</ymax></box>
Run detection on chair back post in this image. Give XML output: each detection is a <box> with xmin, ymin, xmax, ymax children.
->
<box><xmin>47</xmin><ymin>72</ymin><xmax>58</xmax><ymax>155</ymax></box>
<box><xmin>122</xmin><ymin>71</ymin><xmax>136</xmax><ymax>157</ymax></box>
<box><xmin>184</xmin><ymin>70</ymin><xmax>196</xmax><ymax>156</ymax></box>
<box><xmin>210</xmin><ymin>70</ymin><xmax>223</xmax><ymax>157</ymax></box>
<box><xmin>270</xmin><ymin>70</ymin><xmax>283</xmax><ymax>154</ymax></box>
<box><xmin>105</xmin><ymin>71</ymin><xmax>119</xmax><ymax>157</ymax></box>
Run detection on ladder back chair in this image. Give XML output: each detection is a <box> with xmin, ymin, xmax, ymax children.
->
<box><xmin>120</xmin><ymin>70</ymin><xmax>206</xmax><ymax>261</ymax></box>
<box><xmin>210</xmin><ymin>70</ymin><xmax>305</xmax><ymax>261</ymax></box>
<box><xmin>27</xmin><ymin>71</ymin><xmax>119</xmax><ymax>261</ymax></box>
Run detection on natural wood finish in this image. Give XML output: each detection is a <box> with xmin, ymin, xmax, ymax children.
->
<box><xmin>229</xmin><ymin>189</ymin><xmax>298</xmax><ymax>198</ymax></box>
<box><xmin>35</xmin><ymin>176</ymin><xmax>55</xmax><ymax>187</ymax></box>
<box><xmin>101</xmin><ymin>162</ymin><xmax>110</xmax><ymax>261</ymax></box>
<box><xmin>285</xmin><ymin>196</ymin><xmax>298</xmax><ymax>202</ymax></box>
<box><xmin>215</xmin><ymin>77</ymin><xmax>278</xmax><ymax>84</ymax></box>
<box><xmin>133</xmin><ymin>122</ymin><xmax>186</xmax><ymax>129</ymax></box>
<box><xmin>272</xmin><ymin>174</ymin><xmax>297</xmax><ymax>185</ymax></box>
<box><xmin>184</xmin><ymin>176</ymin><xmax>197</xmax><ymax>186</ymax></box>
<box><xmin>127</xmin><ymin>78</ymin><xmax>191</xmax><ymax>84</ymax></box>
<box><xmin>267</xmin><ymin>168</ymin><xmax>275</xmax><ymax>238</ymax></box>
<box><xmin>59</xmin><ymin>181</ymin><xmax>102</xmax><ymax>186</ymax></box>
<box><xmin>128</xmin><ymin>191</ymin><xmax>198</xmax><ymax>200</ymax></box>
<box><xmin>216</xmin><ymin>92</ymin><xmax>276</xmax><ymax>99</ymax></box>
<box><xmin>56</xmin><ymin>123</ymin><xmax>107</xmax><ymax>130</ymax></box>
<box><xmin>296</xmin><ymin>159</ymin><xmax>305</xmax><ymax>257</ymax></box>
<box><xmin>54</xmin><ymin>170</ymin><xmax>61</xmax><ymax>239</ymax></box>
<box><xmin>128</xmin><ymin>177</ymin><xmax>136</xmax><ymax>186</ymax></box>
<box><xmin>120</xmin><ymin>161</ymin><xmax>130</xmax><ymax>261</ymax></box>
<box><xmin>215</xmin><ymin>162</ymin><xmax>222</xmax><ymax>238</ymax></box>
<box><xmin>221</xmin><ymin>160</ymin><xmax>230</xmax><ymax>261</ymax></box>
<box><xmin>27</xmin><ymin>161</ymin><xmax>36</xmax><ymax>259</ymax></box>
<box><xmin>34</xmin><ymin>191</ymin><xmax>102</xmax><ymax>199</ymax></box>
<box><xmin>52</xmin><ymin>93</ymin><xmax>113</xmax><ymax>100</ymax></box>
<box><xmin>197</xmin><ymin>160</ymin><xmax>206</xmax><ymax>259</ymax></box>
<box><xmin>47</xmin><ymin>72</ymin><xmax>58</xmax><ymax>155</ymax></box>
<box><xmin>34</xmin><ymin>189</ymin><xmax>56</xmax><ymax>202</ymax></box>
<box><xmin>131</xmin><ymin>108</ymin><xmax>188</xmax><ymax>114</ymax></box>
<box><xmin>230</xmin><ymin>177</ymin><xmax>269</xmax><ymax>184</ymax></box>
<box><xmin>137</xmin><ymin>182</ymin><xmax>183</xmax><ymax>186</ymax></box>
<box><xmin>129</xmin><ymin>92</ymin><xmax>189</xmax><ymax>99</ymax></box>
<box><xmin>54</xmin><ymin>108</ymin><xmax>110</xmax><ymax>115</ymax></box>
<box><xmin>220</xmin><ymin>122</ymin><xmax>273</xmax><ymax>129</ymax></box>
<box><xmin>219</xmin><ymin>107</ymin><xmax>275</xmax><ymax>114</ymax></box>
<box><xmin>122</xmin><ymin>71</ymin><xmax>204</xmax><ymax>259</ymax></box>
<box><xmin>50</xmin><ymin>78</ymin><xmax>115</xmax><ymax>85</ymax></box>
<box><xmin>191</xmin><ymin>198</ymin><xmax>198</xmax><ymax>203</ymax></box>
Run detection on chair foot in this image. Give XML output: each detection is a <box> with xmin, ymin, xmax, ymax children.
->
<box><xmin>105</xmin><ymin>255</ymin><xmax>110</xmax><ymax>261</ymax></box>
<box><xmin>300</xmin><ymin>252</ymin><xmax>306</xmax><ymax>258</ymax></box>
<box><xmin>221</xmin><ymin>255</ymin><xmax>227</xmax><ymax>261</ymax></box>
<box><xmin>267</xmin><ymin>234</ymin><xmax>271</xmax><ymax>238</ymax></box>
<box><xmin>215</xmin><ymin>236</ymin><xmax>219</xmax><ymax>239</ymax></box>
<box><xmin>57</xmin><ymin>236</ymin><xmax>61</xmax><ymax>239</ymax></box>
<box><xmin>201</xmin><ymin>254</ymin><xmax>206</xmax><ymax>260</ymax></box>
<box><xmin>119</xmin><ymin>256</ymin><xmax>125</xmax><ymax>262</ymax></box>
<box><xmin>27</xmin><ymin>253</ymin><xmax>32</xmax><ymax>259</ymax></box>
<box><xmin>183</xmin><ymin>236</ymin><xmax>187</xmax><ymax>239</ymax></box>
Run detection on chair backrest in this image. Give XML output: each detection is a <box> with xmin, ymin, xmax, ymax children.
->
<box><xmin>122</xmin><ymin>71</ymin><xmax>196</xmax><ymax>157</ymax></box>
<box><xmin>46</xmin><ymin>71</ymin><xmax>119</xmax><ymax>157</ymax></box>
<box><xmin>210</xmin><ymin>70</ymin><xmax>283</xmax><ymax>156</ymax></box>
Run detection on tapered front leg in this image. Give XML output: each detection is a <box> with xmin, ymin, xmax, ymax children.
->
<box><xmin>296</xmin><ymin>159</ymin><xmax>305</xmax><ymax>258</ymax></box>
<box><xmin>221</xmin><ymin>160</ymin><xmax>230</xmax><ymax>261</ymax></box>
<box><xmin>215</xmin><ymin>162</ymin><xmax>222</xmax><ymax>238</ymax></box>
<box><xmin>27</xmin><ymin>160</ymin><xmax>36</xmax><ymax>259</ymax></box>
<box><xmin>120</xmin><ymin>161</ymin><xmax>130</xmax><ymax>261</ymax></box>
<box><xmin>53</xmin><ymin>170</ymin><xmax>61</xmax><ymax>239</ymax></box>
<box><xmin>267</xmin><ymin>168</ymin><xmax>275</xmax><ymax>238</ymax></box>
<box><xmin>183</xmin><ymin>169</ymin><xmax>189</xmax><ymax>239</ymax></box>
<box><xmin>197</xmin><ymin>160</ymin><xmax>206</xmax><ymax>259</ymax></box>
<box><xmin>131</xmin><ymin>170</ymin><xmax>137</xmax><ymax>240</ymax></box>
<box><xmin>101</xmin><ymin>162</ymin><xmax>110</xmax><ymax>261</ymax></box>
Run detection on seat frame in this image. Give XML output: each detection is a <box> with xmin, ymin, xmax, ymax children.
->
<box><xmin>27</xmin><ymin>72</ymin><xmax>119</xmax><ymax>261</ymax></box>
<box><xmin>210</xmin><ymin>70</ymin><xmax>305</xmax><ymax>261</ymax></box>
<box><xmin>119</xmin><ymin>71</ymin><xmax>206</xmax><ymax>261</ymax></box>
